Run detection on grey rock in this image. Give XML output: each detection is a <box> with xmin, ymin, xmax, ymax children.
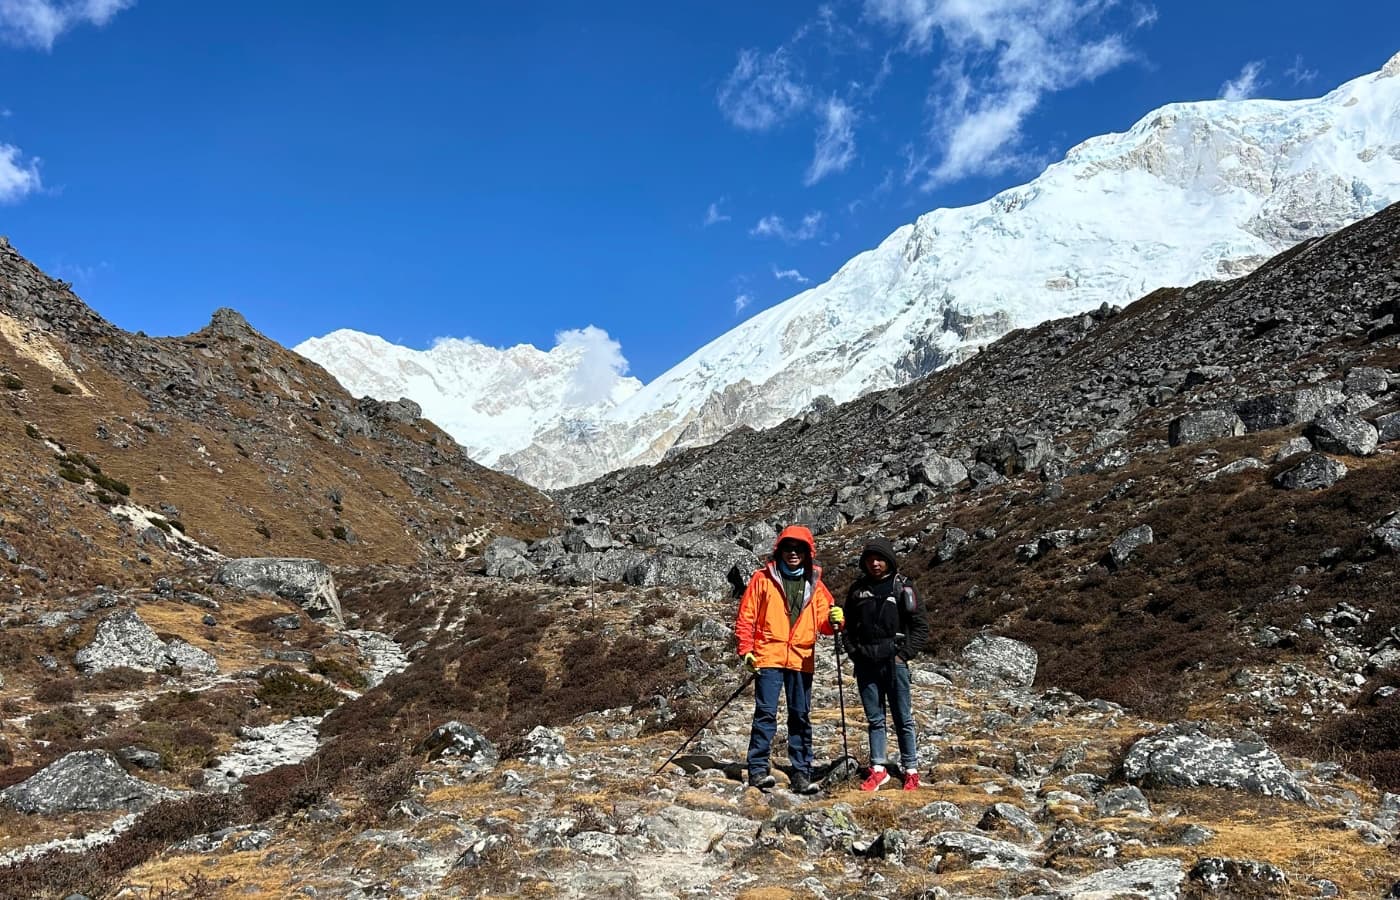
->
<box><xmin>1305</xmin><ymin>405</ymin><xmax>1378</xmax><ymax>456</ymax></box>
<box><xmin>977</xmin><ymin>802</ymin><xmax>1041</xmax><ymax>840</ymax></box>
<box><xmin>561</xmin><ymin>523</ymin><xmax>615</xmax><ymax>553</ymax></box>
<box><xmin>0</xmin><ymin>539</ymin><xmax>17</xmax><ymax>564</ymax></box>
<box><xmin>1200</xmin><ymin>457</ymin><xmax>1266</xmax><ymax>481</ymax></box>
<box><xmin>270</xmin><ymin>614</ymin><xmax>302</xmax><ymax>630</ymax></box>
<box><xmin>520</xmin><ymin>726</ymin><xmax>572</xmax><ymax>768</ymax></box>
<box><xmin>910</xmin><ymin>453</ymin><xmax>969</xmax><ymax>490</ymax></box>
<box><xmin>1096</xmin><ymin>786</ymin><xmax>1152</xmax><ymax>817</ymax></box>
<box><xmin>1122</xmin><ymin>722</ymin><xmax>1311</xmax><ymax>803</ymax></box>
<box><xmin>1167</xmin><ymin>823</ymin><xmax>1216</xmax><ymax>846</ymax></box>
<box><xmin>1274</xmin><ymin>453</ymin><xmax>1347</xmax><ymax>490</ymax></box>
<box><xmin>1372</xmin><ymin>513</ymin><xmax>1400</xmax><ymax>555</ymax></box>
<box><xmin>1235</xmin><ymin>385</ymin><xmax>1344</xmax><ymax>432</ymax></box>
<box><xmin>976</xmin><ymin>432</ymin><xmax>1055</xmax><ymax>475</ymax></box>
<box><xmin>961</xmin><ymin>635</ymin><xmax>1037</xmax><ymax>688</ymax></box>
<box><xmin>1106</xmin><ymin>525</ymin><xmax>1154</xmax><ymax>571</ymax></box>
<box><xmin>934</xmin><ymin>526</ymin><xmax>970</xmax><ymax>564</ymax></box>
<box><xmin>214</xmin><ymin>558</ymin><xmax>344</xmax><ymax>625</ymax></box>
<box><xmin>419</xmin><ymin>721</ymin><xmax>499</xmax><ymax>769</ymax></box>
<box><xmin>1168</xmin><ymin>410</ymin><xmax>1244</xmax><ymax>446</ymax></box>
<box><xmin>919</xmin><ymin>801</ymin><xmax>963</xmax><ymax>821</ymax></box>
<box><xmin>1273</xmin><ymin>436</ymin><xmax>1313</xmax><ymax>462</ymax></box>
<box><xmin>74</xmin><ymin>609</ymin><xmax>167</xmax><ymax>673</ymax></box>
<box><xmin>1377</xmin><ymin>411</ymin><xmax>1400</xmax><ymax>444</ymax></box>
<box><xmin>1052</xmin><ymin>858</ymin><xmax>1185</xmax><ymax>900</ymax></box>
<box><xmin>643</xmin><ymin>805</ymin><xmax>750</xmax><ymax>854</ymax></box>
<box><xmin>163</xmin><ymin>639</ymin><xmax>218</xmax><ymax>675</ymax></box>
<box><xmin>1189</xmin><ymin>857</ymin><xmax>1287</xmax><ymax>893</ymax></box>
<box><xmin>758</xmin><ymin>803</ymin><xmax>860</xmax><ymax>854</ymax></box>
<box><xmin>569</xmin><ymin>831</ymin><xmax>621</xmax><ymax>858</ymax></box>
<box><xmin>0</xmin><ymin>750</ymin><xmax>170</xmax><ymax>814</ymax></box>
<box><xmin>117</xmin><ymin>746</ymin><xmax>162</xmax><ymax>770</ymax></box>
<box><xmin>927</xmin><ymin>830</ymin><xmax>1039</xmax><ymax>870</ymax></box>
<box><xmin>1345</xmin><ymin>366</ymin><xmax>1389</xmax><ymax>396</ymax></box>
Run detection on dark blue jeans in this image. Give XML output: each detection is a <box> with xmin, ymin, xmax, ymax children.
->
<box><xmin>854</xmin><ymin>656</ymin><xmax>918</xmax><ymax>771</ymax></box>
<box><xmin>746</xmin><ymin>667</ymin><xmax>814</xmax><ymax>778</ymax></box>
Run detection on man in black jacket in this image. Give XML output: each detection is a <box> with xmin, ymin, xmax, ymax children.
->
<box><xmin>841</xmin><ymin>536</ymin><xmax>929</xmax><ymax>791</ymax></box>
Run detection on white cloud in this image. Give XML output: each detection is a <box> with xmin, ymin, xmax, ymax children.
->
<box><xmin>1284</xmin><ymin>54</ymin><xmax>1318</xmax><ymax>86</ymax></box>
<box><xmin>773</xmin><ymin>266</ymin><xmax>811</xmax><ymax>284</ymax></box>
<box><xmin>805</xmin><ymin>97</ymin><xmax>858</xmax><ymax>185</ymax></box>
<box><xmin>718</xmin><ymin>47</ymin><xmax>810</xmax><ymax>131</ymax></box>
<box><xmin>0</xmin><ymin>144</ymin><xmax>41</xmax><ymax>203</ymax></box>
<box><xmin>734</xmin><ymin>293</ymin><xmax>753</xmax><ymax>314</ymax></box>
<box><xmin>0</xmin><ymin>0</ymin><xmax>134</xmax><ymax>50</ymax></box>
<box><xmin>1219</xmin><ymin>60</ymin><xmax>1266</xmax><ymax>101</ymax></box>
<box><xmin>865</xmin><ymin>0</ymin><xmax>1142</xmax><ymax>188</ymax></box>
<box><xmin>554</xmin><ymin>325</ymin><xmax>630</xmax><ymax>407</ymax></box>
<box><xmin>703</xmin><ymin>199</ymin><xmax>731</xmax><ymax>227</ymax></box>
<box><xmin>751</xmin><ymin>211</ymin><xmax>824</xmax><ymax>242</ymax></box>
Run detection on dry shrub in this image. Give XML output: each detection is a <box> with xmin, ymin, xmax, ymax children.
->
<box><xmin>255</xmin><ymin>667</ymin><xmax>342</xmax><ymax>717</ymax></box>
<box><xmin>87</xmin><ymin>666</ymin><xmax>152</xmax><ymax>691</ymax></box>
<box><xmin>33</xmin><ymin>678</ymin><xmax>76</xmax><ymax>704</ymax></box>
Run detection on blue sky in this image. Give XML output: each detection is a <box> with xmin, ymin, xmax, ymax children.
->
<box><xmin>0</xmin><ymin>2</ymin><xmax>1396</xmax><ymax>383</ymax></box>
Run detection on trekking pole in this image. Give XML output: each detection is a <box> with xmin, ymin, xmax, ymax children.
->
<box><xmin>832</xmin><ymin>627</ymin><xmax>858</xmax><ymax>776</ymax></box>
<box><xmin>654</xmin><ymin>672</ymin><xmax>756</xmax><ymax>775</ymax></box>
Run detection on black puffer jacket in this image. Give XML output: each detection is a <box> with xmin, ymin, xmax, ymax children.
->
<box><xmin>841</xmin><ymin>538</ymin><xmax>929</xmax><ymax>662</ymax></box>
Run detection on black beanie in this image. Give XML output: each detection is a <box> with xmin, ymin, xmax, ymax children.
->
<box><xmin>860</xmin><ymin>536</ymin><xmax>898</xmax><ymax>573</ymax></box>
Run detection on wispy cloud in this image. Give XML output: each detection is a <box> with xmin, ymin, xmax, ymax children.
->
<box><xmin>0</xmin><ymin>0</ymin><xmax>135</xmax><ymax>51</ymax></box>
<box><xmin>806</xmin><ymin>97</ymin><xmax>857</xmax><ymax>185</ymax></box>
<box><xmin>773</xmin><ymin>266</ymin><xmax>811</xmax><ymax>284</ymax></box>
<box><xmin>865</xmin><ymin>0</ymin><xmax>1147</xmax><ymax>189</ymax></box>
<box><xmin>751</xmin><ymin>211</ymin><xmax>824</xmax><ymax>243</ymax></box>
<box><xmin>1284</xmin><ymin>54</ymin><xmax>1318</xmax><ymax>86</ymax></box>
<box><xmin>718</xmin><ymin>47</ymin><xmax>810</xmax><ymax>131</ymax></box>
<box><xmin>1219</xmin><ymin>60</ymin><xmax>1266</xmax><ymax>101</ymax></box>
<box><xmin>734</xmin><ymin>292</ymin><xmax>753</xmax><ymax>314</ymax></box>
<box><xmin>554</xmin><ymin>325</ymin><xmax>630</xmax><ymax>407</ymax></box>
<box><xmin>0</xmin><ymin>144</ymin><xmax>41</xmax><ymax>203</ymax></box>
<box><xmin>702</xmin><ymin>199</ymin><xmax>731</xmax><ymax>227</ymax></box>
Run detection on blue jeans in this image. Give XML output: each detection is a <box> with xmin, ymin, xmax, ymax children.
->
<box><xmin>854</xmin><ymin>657</ymin><xmax>918</xmax><ymax>771</ymax></box>
<box><xmin>746</xmin><ymin>667</ymin><xmax>814</xmax><ymax>778</ymax></box>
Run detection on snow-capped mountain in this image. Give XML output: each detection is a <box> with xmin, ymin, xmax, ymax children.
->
<box><xmin>294</xmin><ymin>328</ymin><xmax>641</xmax><ymax>464</ymax></box>
<box><xmin>304</xmin><ymin>53</ymin><xmax>1400</xmax><ymax>489</ymax></box>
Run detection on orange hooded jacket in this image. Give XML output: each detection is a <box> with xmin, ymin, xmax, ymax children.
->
<box><xmin>734</xmin><ymin>525</ymin><xmax>836</xmax><ymax>673</ymax></box>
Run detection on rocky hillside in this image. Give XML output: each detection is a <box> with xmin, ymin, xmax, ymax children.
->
<box><xmin>0</xmin><ymin>236</ymin><xmax>557</xmax><ymax>593</ymax></box>
<box><xmin>0</xmin><ymin>205</ymin><xmax>1399</xmax><ymax>898</ymax></box>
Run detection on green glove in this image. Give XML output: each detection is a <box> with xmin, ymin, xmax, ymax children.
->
<box><xmin>828</xmin><ymin>607</ymin><xmax>845</xmax><ymax>629</ymax></box>
<box><xmin>742</xmin><ymin>652</ymin><xmax>758</xmax><ymax>671</ymax></box>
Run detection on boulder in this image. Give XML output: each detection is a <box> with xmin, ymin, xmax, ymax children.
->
<box><xmin>976</xmin><ymin>432</ymin><xmax>1054</xmax><ymax>475</ymax></box>
<box><xmin>1345</xmin><ymin>366</ymin><xmax>1389</xmax><ymax>396</ymax></box>
<box><xmin>1189</xmin><ymin>857</ymin><xmax>1287</xmax><ymax>894</ymax></box>
<box><xmin>1274</xmin><ymin>453</ymin><xmax>1347</xmax><ymax>491</ymax></box>
<box><xmin>757</xmin><ymin>804</ymin><xmax>860</xmax><ymax>855</ymax></box>
<box><xmin>163</xmin><ymin>639</ymin><xmax>219</xmax><ymax>675</ymax></box>
<box><xmin>1376</xmin><ymin>411</ymin><xmax>1400</xmax><ymax>444</ymax></box>
<box><xmin>909</xmin><ymin>453</ymin><xmax>969</xmax><ymax>491</ymax></box>
<box><xmin>215</xmin><ymin>558</ymin><xmax>343</xmax><ymax>625</ymax></box>
<box><xmin>1234</xmin><ymin>384</ymin><xmax>1344</xmax><ymax>432</ymax></box>
<box><xmin>1167</xmin><ymin>410</ymin><xmax>1245</xmax><ymax>446</ymax></box>
<box><xmin>1371</xmin><ymin>513</ymin><xmax>1400</xmax><ymax>555</ymax></box>
<box><xmin>1122</xmin><ymin>723</ymin><xmax>1311</xmax><ymax>802</ymax></box>
<box><xmin>0</xmin><ymin>750</ymin><xmax>171</xmax><ymax>814</ymax></box>
<box><xmin>1096</xmin><ymin>786</ymin><xmax>1152</xmax><ymax>817</ymax></box>
<box><xmin>419</xmin><ymin>721</ymin><xmax>499</xmax><ymax>769</ymax></box>
<box><xmin>74</xmin><ymin>610</ymin><xmax>168</xmax><ymax>673</ymax></box>
<box><xmin>1055</xmin><ymin>858</ymin><xmax>1185</xmax><ymax>899</ymax></box>
<box><xmin>520</xmin><ymin>726</ymin><xmax>572</xmax><ymax>768</ymax></box>
<box><xmin>1272</xmin><ymin>436</ymin><xmax>1312</xmax><ymax>462</ymax></box>
<box><xmin>484</xmin><ymin>538</ymin><xmax>539</xmax><ymax>579</ymax></box>
<box><xmin>1106</xmin><ymin>525</ymin><xmax>1154</xmax><ymax>571</ymax></box>
<box><xmin>934</xmin><ymin>526</ymin><xmax>970</xmax><ymax>564</ymax></box>
<box><xmin>961</xmin><ymin>635</ymin><xmax>1037</xmax><ymax>688</ymax></box>
<box><xmin>1305</xmin><ymin>405</ymin><xmax>1378</xmax><ymax>456</ymax></box>
<box><xmin>927</xmin><ymin>831</ymin><xmax>1039</xmax><ymax>870</ymax></box>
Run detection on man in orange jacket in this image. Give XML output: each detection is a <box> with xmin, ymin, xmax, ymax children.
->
<box><xmin>735</xmin><ymin>525</ymin><xmax>842</xmax><ymax>793</ymax></box>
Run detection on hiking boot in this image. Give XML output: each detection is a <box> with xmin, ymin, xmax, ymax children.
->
<box><xmin>749</xmin><ymin>771</ymin><xmax>776</xmax><ymax>790</ymax></box>
<box><xmin>790</xmin><ymin>771</ymin><xmax>819</xmax><ymax>795</ymax></box>
<box><xmin>902</xmin><ymin>771</ymin><xmax>921</xmax><ymax>791</ymax></box>
<box><xmin>860</xmin><ymin>765</ymin><xmax>890</xmax><ymax>792</ymax></box>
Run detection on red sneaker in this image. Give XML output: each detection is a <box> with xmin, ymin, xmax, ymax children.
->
<box><xmin>902</xmin><ymin>772</ymin><xmax>921</xmax><ymax>791</ymax></box>
<box><xmin>860</xmin><ymin>766</ymin><xmax>890</xmax><ymax>791</ymax></box>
